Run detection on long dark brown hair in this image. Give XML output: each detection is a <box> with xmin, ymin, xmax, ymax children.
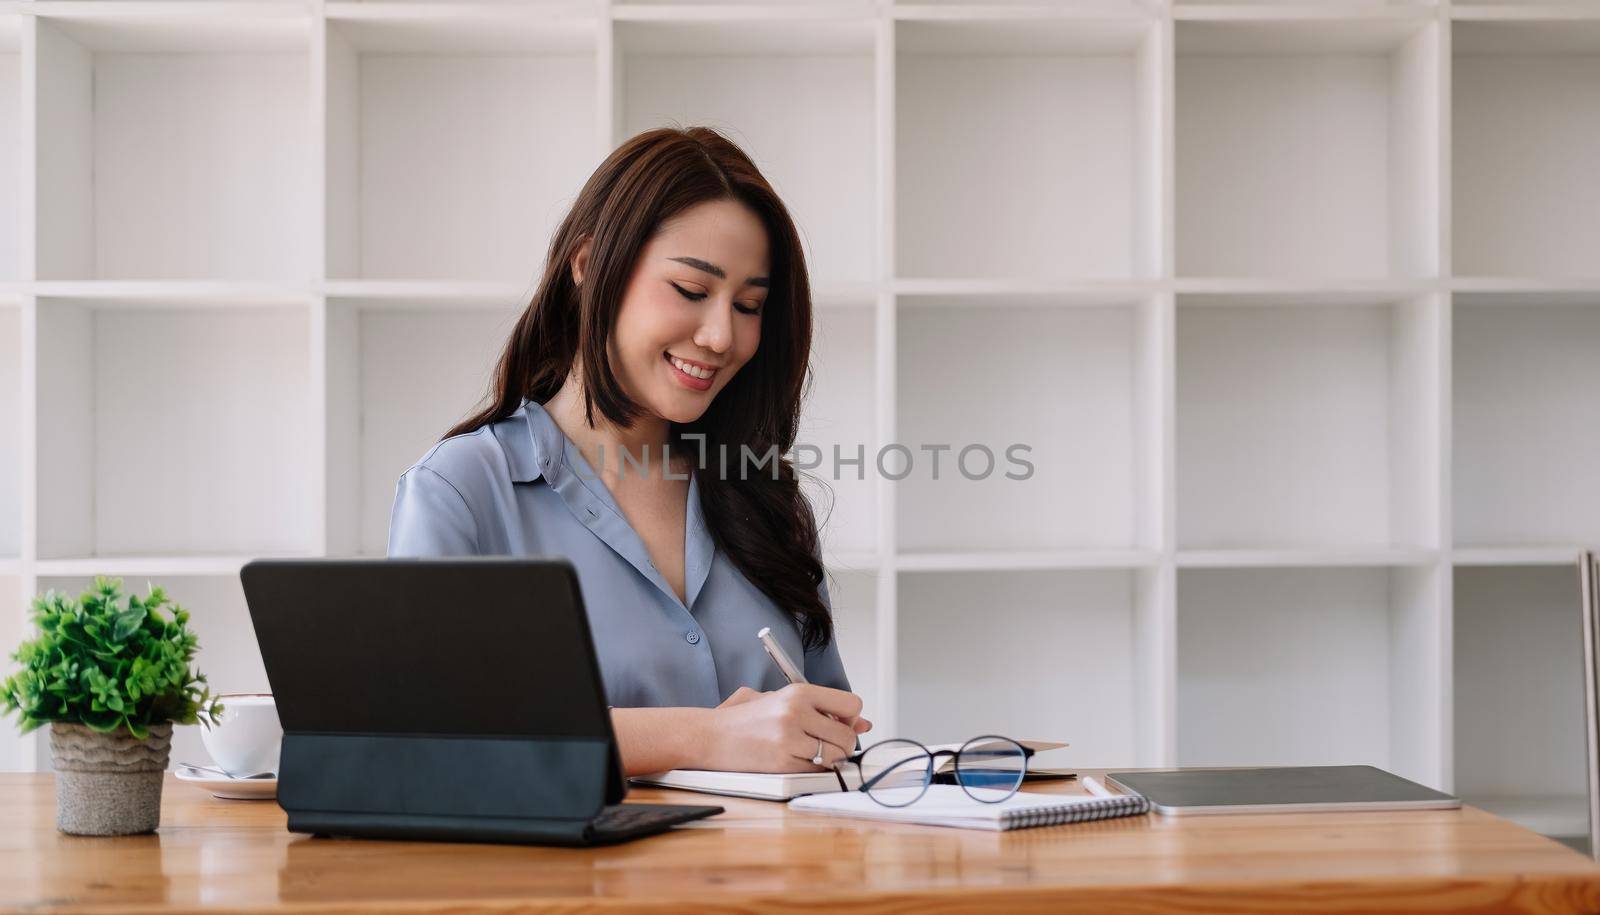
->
<box><xmin>444</xmin><ymin>126</ymin><xmax>833</xmax><ymax>652</ymax></box>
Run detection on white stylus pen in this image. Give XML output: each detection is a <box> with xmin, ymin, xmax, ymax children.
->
<box><xmin>756</xmin><ymin>626</ymin><xmax>808</xmax><ymax>685</ymax></box>
<box><xmin>1081</xmin><ymin>776</ymin><xmax>1116</xmax><ymax>798</ymax></box>
<box><xmin>759</xmin><ymin>626</ymin><xmax>862</xmax><ymax>754</ymax></box>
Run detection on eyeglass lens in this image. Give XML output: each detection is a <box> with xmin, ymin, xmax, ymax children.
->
<box><xmin>857</xmin><ymin>739</ymin><xmax>935</xmax><ymax>807</ymax></box>
<box><xmin>955</xmin><ymin>736</ymin><xmax>1028</xmax><ymax>802</ymax></box>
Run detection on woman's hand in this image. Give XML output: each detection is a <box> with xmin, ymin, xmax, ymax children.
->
<box><xmin>704</xmin><ymin>684</ymin><xmax>873</xmax><ymax>773</ymax></box>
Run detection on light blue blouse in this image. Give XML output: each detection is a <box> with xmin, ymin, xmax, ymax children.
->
<box><xmin>386</xmin><ymin>398</ymin><xmax>851</xmax><ymax>709</ymax></box>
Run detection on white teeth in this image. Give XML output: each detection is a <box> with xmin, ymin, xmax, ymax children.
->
<box><xmin>670</xmin><ymin>356</ymin><xmax>714</xmax><ymax>380</ymax></box>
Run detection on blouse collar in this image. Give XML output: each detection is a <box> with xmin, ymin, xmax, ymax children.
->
<box><xmin>499</xmin><ymin>397</ymin><xmax>716</xmax><ymax>613</ymax></box>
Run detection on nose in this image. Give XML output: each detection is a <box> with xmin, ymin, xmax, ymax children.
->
<box><xmin>693</xmin><ymin>298</ymin><xmax>735</xmax><ymax>354</ymax></box>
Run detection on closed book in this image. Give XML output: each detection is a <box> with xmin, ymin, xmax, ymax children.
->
<box><xmin>630</xmin><ymin>768</ymin><xmax>850</xmax><ymax>802</ymax></box>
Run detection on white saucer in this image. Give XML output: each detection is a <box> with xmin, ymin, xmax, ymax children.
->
<box><xmin>174</xmin><ymin>767</ymin><xmax>278</xmax><ymax>800</ymax></box>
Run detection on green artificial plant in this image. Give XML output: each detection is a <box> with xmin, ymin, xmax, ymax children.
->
<box><xmin>1</xmin><ymin>576</ymin><xmax>224</xmax><ymax>739</ymax></box>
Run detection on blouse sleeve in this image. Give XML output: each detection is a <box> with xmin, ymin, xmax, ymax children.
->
<box><xmin>387</xmin><ymin>466</ymin><xmax>480</xmax><ymax>557</ymax></box>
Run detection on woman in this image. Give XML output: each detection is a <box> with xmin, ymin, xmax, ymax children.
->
<box><xmin>387</xmin><ymin>126</ymin><xmax>871</xmax><ymax>777</ymax></box>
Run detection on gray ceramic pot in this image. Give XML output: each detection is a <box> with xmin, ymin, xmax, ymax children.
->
<box><xmin>49</xmin><ymin>721</ymin><xmax>173</xmax><ymax>836</ymax></box>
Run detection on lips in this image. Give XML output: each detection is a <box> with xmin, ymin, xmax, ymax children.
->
<box><xmin>666</xmin><ymin>353</ymin><xmax>718</xmax><ymax>380</ymax></box>
<box><xmin>664</xmin><ymin>352</ymin><xmax>717</xmax><ymax>391</ymax></box>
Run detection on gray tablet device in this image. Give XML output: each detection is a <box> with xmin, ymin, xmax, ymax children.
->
<box><xmin>1105</xmin><ymin>765</ymin><xmax>1460</xmax><ymax>816</ymax></box>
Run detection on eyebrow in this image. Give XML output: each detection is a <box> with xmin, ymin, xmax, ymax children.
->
<box><xmin>668</xmin><ymin>256</ymin><xmax>769</xmax><ymax>289</ymax></box>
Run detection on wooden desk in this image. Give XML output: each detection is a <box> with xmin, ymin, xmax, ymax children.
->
<box><xmin>3</xmin><ymin>772</ymin><xmax>1598</xmax><ymax>914</ymax></box>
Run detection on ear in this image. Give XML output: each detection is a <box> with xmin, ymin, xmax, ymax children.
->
<box><xmin>570</xmin><ymin>235</ymin><xmax>594</xmax><ymax>286</ymax></box>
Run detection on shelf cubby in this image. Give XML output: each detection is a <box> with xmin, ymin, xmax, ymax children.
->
<box><xmin>33</xmin><ymin>6</ymin><xmax>312</xmax><ymax>281</ymax></box>
<box><xmin>32</xmin><ymin>575</ymin><xmax>270</xmax><ymax>774</ymax></box>
<box><xmin>1176</xmin><ymin>16</ymin><xmax>1438</xmax><ymax>278</ymax></box>
<box><xmin>796</xmin><ymin>302</ymin><xmax>878</xmax><ymax>558</ymax></box>
<box><xmin>34</xmin><ymin>297</ymin><xmax>317</xmax><ymax>560</ymax></box>
<box><xmin>0</xmin><ymin>576</ymin><xmax>22</xmax><ymax>772</ymax></box>
<box><xmin>616</xmin><ymin>16</ymin><xmax>877</xmax><ymax>287</ymax></box>
<box><xmin>1177</xmin><ymin>565</ymin><xmax>1443</xmax><ymax>785</ymax></box>
<box><xmin>1453</xmin><ymin>292</ymin><xmax>1600</xmax><ymax>548</ymax></box>
<box><xmin>323</xmin><ymin>8</ymin><xmax>598</xmax><ymax>283</ymax></box>
<box><xmin>896</xmin><ymin>294</ymin><xmax>1162</xmax><ymax>555</ymax></box>
<box><xmin>1177</xmin><ymin>293</ymin><xmax>1441</xmax><ymax>551</ymax></box>
<box><xmin>0</xmin><ymin>301</ymin><xmax>17</xmax><ymax>559</ymax></box>
<box><xmin>1454</xmin><ymin>564</ymin><xmax>1592</xmax><ymax>853</ymax></box>
<box><xmin>896</xmin><ymin>16</ymin><xmax>1162</xmax><ymax>281</ymax></box>
<box><xmin>898</xmin><ymin>568</ymin><xmax>1158</xmax><ymax>766</ymax></box>
<box><xmin>1453</xmin><ymin>19</ymin><xmax>1600</xmax><ymax>278</ymax></box>
<box><xmin>0</xmin><ymin>21</ymin><xmax>18</xmax><ymax>282</ymax></box>
<box><xmin>323</xmin><ymin>294</ymin><xmax>520</xmax><ymax>557</ymax></box>
<box><xmin>824</xmin><ymin>568</ymin><xmax>880</xmax><ymax>728</ymax></box>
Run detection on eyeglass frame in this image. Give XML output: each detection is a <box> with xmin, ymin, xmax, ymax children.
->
<box><xmin>830</xmin><ymin>735</ymin><xmax>1037</xmax><ymax>807</ymax></box>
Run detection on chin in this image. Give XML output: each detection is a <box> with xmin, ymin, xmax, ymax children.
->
<box><xmin>654</xmin><ymin>392</ymin><xmax>715</xmax><ymax>425</ymax></box>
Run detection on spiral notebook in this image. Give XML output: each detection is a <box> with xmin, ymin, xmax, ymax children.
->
<box><xmin>789</xmin><ymin>785</ymin><xmax>1150</xmax><ymax>831</ymax></box>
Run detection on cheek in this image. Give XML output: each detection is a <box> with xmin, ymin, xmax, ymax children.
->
<box><xmin>618</xmin><ymin>291</ymin><xmax>687</xmax><ymax>357</ymax></box>
<box><xmin>732</xmin><ymin>319</ymin><xmax>762</xmax><ymax>368</ymax></box>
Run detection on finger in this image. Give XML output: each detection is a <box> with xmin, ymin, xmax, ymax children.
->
<box><xmin>791</xmin><ymin>684</ymin><xmax>864</xmax><ymax>722</ymax></box>
<box><xmin>852</xmin><ymin>716</ymin><xmax>873</xmax><ymax>735</ymax></box>
<box><xmin>792</xmin><ymin>730</ymin><xmax>851</xmax><ymax>769</ymax></box>
<box><xmin>802</xmin><ymin>711</ymin><xmax>857</xmax><ymax>758</ymax></box>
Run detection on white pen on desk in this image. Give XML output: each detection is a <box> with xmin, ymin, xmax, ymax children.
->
<box><xmin>1081</xmin><ymin>776</ymin><xmax>1116</xmax><ymax>799</ymax></box>
<box><xmin>757</xmin><ymin>626</ymin><xmax>808</xmax><ymax>685</ymax></box>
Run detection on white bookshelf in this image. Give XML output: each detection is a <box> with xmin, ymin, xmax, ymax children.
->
<box><xmin>1176</xmin><ymin>291</ymin><xmax>1441</xmax><ymax>551</ymax></box>
<box><xmin>898</xmin><ymin>568</ymin><xmax>1153</xmax><ymax>763</ymax></box>
<box><xmin>1452</xmin><ymin>17</ymin><xmax>1600</xmax><ymax>279</ymax></box>
<box><xmin>1</xmin><ymin>0</ymin><xmax>1597</xmax><ymax>848</ymax></box>
<box><xmin>1175</xmin><ymin>13</ymin><xmax>1439</xmax><ymax>279</ymax></box>
<box><xmin>897</xmin><ymin>294</ymin><xmax>1161</xmax><ymax>554</ymax></box>
<box><xmin>1453</xmin><ymin>291</ymin><xmax>1600</xmax><ymax>548</ymax></box>
<box><xmin>323</xmin><ymin>291</ymin><xmax>521</xmax><ymax>556</ymax></box>
<box><xmin>1178</xmin><ymin>565</ymin><xmax>1444</xmax><ymax>782</ymax></box>
<box><xmin>617</xmin><ymin>13</ymin><xmax>879</xmax><ymax>287</ymax></box>
<box><xmin>1</xmin><ymin>19</ymin><xmax>18</xmax><ymax>285</ymax></box>
<box><xmin>0</xmin><ymin>296</ymin><xmax>17</xmax><ymax>560</ymax></box>
<box><xmin>896</xmin><ymin>16</ymin><xmax>1162</xmax><ymax>280</ymax></box>
<box><xmin>32</xmin><ymin>292</ymin><xmax>318</xmax><ymax>560</ymax></box>
<box><xmin>323</xmin><ymin>6</ymin><xmax>600</xmax><ymax>284</ymax></box>
<box><xmin>1454</xmin><ymin>564</ymin><xmax>1593</xmax><ymax>853</ymax></box>
<box><xmin>31</xmin><ymin>5</ymin><xmax>313</xmax><ymax>281</ymax></box>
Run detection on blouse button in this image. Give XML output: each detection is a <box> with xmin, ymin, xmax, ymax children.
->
<box><xmin>685</xmin><ymin>631</ymin><xmax>701</xmax><ymax>645</ymax></box>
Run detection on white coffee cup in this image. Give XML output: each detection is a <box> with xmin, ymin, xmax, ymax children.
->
<box><xmin>200</xmin><ymin>693</ymin><xmax>283</xmax><ymax>776</ymax></box>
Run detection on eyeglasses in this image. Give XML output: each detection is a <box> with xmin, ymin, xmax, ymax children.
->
<box><xmin>831</xmin><ymin>735</ymin><xmax>1036</xmax><ymax>807</ymax></box>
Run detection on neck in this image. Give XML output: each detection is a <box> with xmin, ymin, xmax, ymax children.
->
<box><xmin>543</xmin><ymin>371</ymin><xmax>677</xmax><ymax>482</ymax></box>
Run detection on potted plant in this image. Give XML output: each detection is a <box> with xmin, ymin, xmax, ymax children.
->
<box><xmin>1</xmin><ymin>576</ymin><xmax>223</xmax><ymax>836</ymax></box>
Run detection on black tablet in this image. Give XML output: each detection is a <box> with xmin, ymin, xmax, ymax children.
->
<box><xmin>241</xmin><ymin>557</ymin><xmax>721</xmax><ymax>845</ymax></box>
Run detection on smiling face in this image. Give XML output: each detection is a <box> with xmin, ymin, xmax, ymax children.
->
<box><xmin>594</xmin><ymin>198</ymin><xmax>771</xmax><ymax>425</ymax></box>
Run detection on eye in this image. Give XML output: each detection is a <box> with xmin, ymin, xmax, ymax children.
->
<box><xmin>674</xmin><ymin>281</ymin><xmax>762</xmax><ymax>316</ymax></box>
<box><xmin>670</xmin><ymin>282</ymin><xmax>707</xmax><ymax>302</ymax></box>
